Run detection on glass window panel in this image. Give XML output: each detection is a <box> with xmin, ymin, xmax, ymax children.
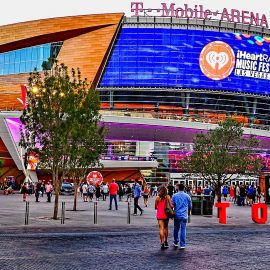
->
<box><xmin>4</xmin><ymin>53</ymin><xmax>9</xmax><ymax>64</ymax></box>
<box><xmin>43</xmin><ymin>45</ymin><xmax>50</xmax><ymax>60</ymax></box>
<box><xmin>25</xmin><ymin>61</ymin><xmax>32</xmax><ymax>72</ymax></box>
<box><xmin>26</xmin><ymin>48</ymin><xmax>32</xmax><ymax>61</ymax></box>
<box><xmin>19</xmin><ymin>62</ymin><xmax>26</xmax><ymax>73</ymax></box>
<box><xmin>19</xmin><ymin>49</ymin><xmax>27</xmax><ymax>63</ymax></box>
<box><xmin>9</xmin><ymin>51</ymin><xmax>15</xmax><ymax>63</ymax></box>
<box><xmin>3</xmin><ymin>64</ymin><xmax>9</xmax><ymax>75</ymax></box>
<box><xmin>31</xmin><ymin>47</ymin><xmax>38</xmax><ymax>61</ymax></box>
<box><xmin>9</xmin><ymin>63</ymin><xmax>15</xmax><ymax>74</ymax></box>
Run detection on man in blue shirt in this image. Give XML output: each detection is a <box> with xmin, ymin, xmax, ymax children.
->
<box><xmin>133</xmin><ymin>179</ymin><xmax>143</xmax><ymax>215</ymax></box>
<box><xmin>172</xmin><ymin>183</ymin><xmax>192</xmax><ymax>249</ymax></box>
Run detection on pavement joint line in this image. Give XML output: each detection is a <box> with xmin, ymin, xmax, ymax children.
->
<box><xmin>0</xmin><ymin>226</ymin><xmax>269</xmax><ymax>238</ymax></box>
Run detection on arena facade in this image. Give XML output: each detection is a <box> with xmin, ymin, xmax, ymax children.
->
<box><xmin>0</xmin><ymin>11</ymin><xmax>269</xmax><ymax>188</ymax></box>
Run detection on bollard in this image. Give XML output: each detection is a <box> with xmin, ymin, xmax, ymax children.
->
<box><xmin>24</xmin><ymin>201</ymin><xmax>29</xmax><ymax>225</ymax></box>
<box><xmin>61</xmin><ymin>202</ymin><xmax>65</xmax><ymax>224</ymax></box>
<box><xmin>94</xmin><ymin>202</ymin><xmax>97</xmax><ymax>224</ymax></box>
<box><xmin>127</xmin><ymin>202</ymin><xmax>131</xmax><ymax>224</ymax></box>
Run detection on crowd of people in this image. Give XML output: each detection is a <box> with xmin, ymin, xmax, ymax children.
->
<box><xmin>2</xmin><ymin>177</ymin><xmax>270</xmax><ymax>250</ymax></box>
<box><xmin>20</xmin><ymin>179</ymin><xmax>53</xmax><ymax>202</ymax></box>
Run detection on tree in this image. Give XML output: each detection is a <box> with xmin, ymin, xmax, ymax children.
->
<box><xmin>66</xmin><ymin>104</ymin><xmax>105</xmax><ymax>211</ymax></box>
<box><xmin>180</xmin><ymin>118</ymin><xmax>262</xmax><ymax>202</ymax></box>
<box><xmin>20</xmin><ymin>61</ymin><xmax>105</xmax><ymax>219</ymax></box>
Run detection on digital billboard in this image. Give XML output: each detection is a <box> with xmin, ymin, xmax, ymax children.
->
<box><xmin>100</xmin><ymin>27</ymin><xmax>270</xmax><ymax>95</ymax></box>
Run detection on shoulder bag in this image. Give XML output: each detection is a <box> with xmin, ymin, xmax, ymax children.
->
<box><xmin>164</xmin><ymin>196</ymin><xmax>175</xmax><ymax>219</ymax></box>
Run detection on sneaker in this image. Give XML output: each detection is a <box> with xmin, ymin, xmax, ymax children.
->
<box><xmin>108</xmin><ymin>208</ymin><xmax>112</xmax><ymax>210</ymax></box>
<box><xmin>173</xmin><ymin>242</ymin><xmax>179</xmax><ymax>247</ymax></box>
<box><xmin>161</xmin><ymin>243</ymin><xmax>166</xmax><ymax>250</ymax></box>
<box><xmin>179</xmin><ymin>246</ymin><xmax>186</xmax><ymax>250</ymax></box>
<box><xmin>164</xmin><ymin>241</ymin><xmax>169</xmax><ymax>248</ymax></box>
<box><xmin>133</xmin><ymin>213</ymin><xmax>138</xmax><ymax>216</ymax></box>
<box><xmin>140</xmin><ymin>210</ymin><xmax>144</xmax><ymax>216</ymax></box>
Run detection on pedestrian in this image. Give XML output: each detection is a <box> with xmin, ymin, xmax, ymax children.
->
<box><xmin>96</xmin><ymin>184</ymin><xmax>101</xmax><ymax>201</ymax></box>
<box><xmin>167</xmin><ymin>182</ymin><xmax>175</xmax><ymax>198</ymax></box>
<box><xmin>133</xmin><ymin>179</ymin><xmax>143</xmax><ymax>215</ymax></box>
<box><xmin>21</xmin><ymin>182</ymin><xmax>28</xmax><ymax>202</ymax></box>
<box><xmin>82</xmin><ymin>182</ymin><xmax>88</xmax><ymax>202</ymax></box>
<box><xmin>41</xmin><ymin>181</ymin><xmax>45</xmax><ymax>197</ymax></box>
<box><xmin>186</xmin><ymin>185</ymin><xmax>192</xmax><ymax>197</ymax></box>
<box><xmin>256</xmin><ymin>186</ymin><xmax>262</xmax><ymax>203</ymax></box>
<box><xmin>229</xmin><ymin>185</ymin><xmax>234</xmax><ymax>201</ymax></box>
<box><xmin>196</xmin><ymin>184</ymin><xmax>202</xmax><ymax>195</ymax></box>
<box><xmin>102</xmin><ymin>183</ymin><xmax>109</xmax><ymax>201</ymax></box>
<box><xmin>125</xmin><ymin>184</ymin><xmax>132</xmax><ymax>202</ymax></box>
<box><xmin>118</xmin><ymin>184</ymin><xmax>124</xmax><ymax>201</ymax></box>
<box><xmin>247</xmin><ymin>184</ymin><xmax>254</xmax><ymax>206</ymax></box>
<box><xmin>108</xmin><ymin>179</ymin><xmax>118</xmax><ymax>210</ymax></box>
<box><xmin>155</xmin><ymin>185</ymin><xmax>173</xmax><ymax>249</ymax></box>
<box><xmin>172</xmin><ymin>183</ymin><xmax>192</xmax><ymax>249</ymax></box>
<box><xmin>45</xmin><ymin>181</ymin><xmax>53</xmax><ymax>203</ymax></box>
<box><xmin>153</xmin><ymin>185</ymin><xmax>158</xmax><ymax>196</ymax></box>
<box><xmin>239</xmin><ymin>184</ymin><xmax>246</xmax><ymax>206</ymax></box>
<box><xmin>34</xmin><ymin>180</ymin><xmax>42</xmax><ymax>202</ymax></box>
<box><xmin>143</xmin><ymin>185</ymin><xmax>150</xmax><ymax>207</ymax></box>
<box><xmin>222</xmin><ymin>185</ymin><xmax>228</xmax><ymax>201</ymax></box>
<box><xmin>88</xmin><ymin>183</ymin><xmax>96</xmax><ymax>202</ymax></box>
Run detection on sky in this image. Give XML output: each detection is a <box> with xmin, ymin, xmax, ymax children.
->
<box><xmin>0</xmin><ymin>0</ymin><xmax>270</xmax><ymax>26</ymax></box>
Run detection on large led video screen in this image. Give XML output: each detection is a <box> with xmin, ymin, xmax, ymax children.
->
<box><xmin>100</xmin><ymin>27</ymin><xmax>270</xmax><ymax>95</ymax></box>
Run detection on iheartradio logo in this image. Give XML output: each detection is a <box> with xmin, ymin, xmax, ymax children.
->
<box><xmin>200</xmin><ymin>41</ymin><xmax>235</xmax><ymax>80</ymax></box>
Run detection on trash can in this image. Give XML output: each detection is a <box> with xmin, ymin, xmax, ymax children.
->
<box><xmin>192</xmin><ymin>196</ymin><xmax>202</xmax><ymax>215</ymax></box>
<box><xmin>203</xmin><ymin>198</ymin><xmax>213</xmax><ymax>215</ymax></box>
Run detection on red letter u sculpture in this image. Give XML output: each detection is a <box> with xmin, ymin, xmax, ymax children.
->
<box><xmin>215</xmin><ymin>202</ymin><xmax>230</xmax><ymax>224</ymax></box>
<box><xmin>252</xmin><ymin>203</ymin><xmax>268</xmax><ymax>224</ymax></box>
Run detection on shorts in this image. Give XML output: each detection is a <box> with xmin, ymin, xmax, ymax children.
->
<box><xmin>83</xmin><ymin>193</ymin><xmax>87</xmax><ymax>196</ymax></box>
<box><xmin>143</xmin><ymin>195</ymin><xmax>149</xmax><ymax>199</ymax></box>
<box><xmin>224</xmin><ymin>194</ymin><xmax>227</xmax><ymax>198</ymax></box>
<box><xmin>88</xmin><ymin>193</ymin><xmax>94</xmax><ymax>199</ymax></box>
<box><xmin>248</xmin><ymin>194</ymin><xmax>253</xmax><ymax>199</ymax></box>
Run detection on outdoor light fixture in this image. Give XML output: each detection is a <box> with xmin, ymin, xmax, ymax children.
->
<box><xmin>32</xmin><ymin>86</ymin><xmax>39</xmax><ymax>94</ymax></box>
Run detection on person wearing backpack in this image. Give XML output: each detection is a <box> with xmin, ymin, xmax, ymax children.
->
<box><xmin>155</xmin><ymin>185</ymin><xmax>173</xmax><ymax>250</ymax></box>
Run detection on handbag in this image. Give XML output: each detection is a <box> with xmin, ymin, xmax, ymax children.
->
<box><xmin>164</xmin><ymin>196</ymin><xmax>175</xmax><ymax>218</ymax></box>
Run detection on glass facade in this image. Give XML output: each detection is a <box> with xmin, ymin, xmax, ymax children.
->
<box><xmin>100</xmin><ymin>27</ymin><xmax>270</xmax><ymax>96</ymax></box>
<box><xmin>98</xmin><ymin>24</ymin><xmax>270</xmax><ymax>130</ymax></box>
<box><xmin>0</xmin><ymin>42</ymin><xmax>63</xmax><ymax>75</ymax></box>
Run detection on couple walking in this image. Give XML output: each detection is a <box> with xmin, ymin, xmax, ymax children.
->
<box><xmin>155</xmin><ymin>183</ymin><xmax>192</xmax><ymax>250</ymax></box>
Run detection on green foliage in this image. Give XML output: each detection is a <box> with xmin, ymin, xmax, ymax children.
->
<box><xmin>181</xmin><ymin>118</ymin><xmax>262</xmax><ymax>193</ymax></box>
<box><xmin>19</xmin><ymin>61</ymin><xmax>105</xmax><ymax>217</ymax></box>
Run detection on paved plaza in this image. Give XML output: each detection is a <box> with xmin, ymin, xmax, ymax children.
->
<box><xmin>0</xmin><ymin>194</ymin><xmax>269</xmax><ymax>270</ymax></box>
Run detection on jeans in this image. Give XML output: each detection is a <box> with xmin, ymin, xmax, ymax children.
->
<box><xmin>109</xmin><ymin>195</ymin><xmax>118</xmax><ymax>210</ymax></box>
<box><xmin>47</xmin><ymin>192</ymin><xmax>51</xmax><ymax>202</ymax></box>
<box><xmin>134</xmin><ymin>197</ymin><xmax>142</xmax><ymax>214</ymax></box>
<box><xmin>35</xmin><ymin>191</ymin><xmax>40</xmax><ymax>202</ymax></box>
<box><xmin>174</xmin><ymin>217</ymin><xmax>187</xmax><ymax>247</ymax></box>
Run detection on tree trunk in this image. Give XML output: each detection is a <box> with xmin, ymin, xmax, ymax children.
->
<box><xmin>53</xmin><ymin>172</ymin><xmax>61</xmax><ymax>220</ymax></box>
<box><xmin>53</xmin><ymin>190</ymin><xmax>59</xmax><ymax>219</ymax></box>
<box><xmin>217</xmin><ymin>179</ymin><xmax>222</xmax><ymax>218</ymax></box>
<box><xmin>217</xmin><ymin>180</ymin><xmax>222</xmax><ymax>203</ymax></box>
<box><xmin>73</xmin><ymin>179</ymin><xmax>78</xmax><ymax>211</ymax></box>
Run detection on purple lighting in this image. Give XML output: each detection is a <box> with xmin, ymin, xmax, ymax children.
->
<box><xmin>4</xmin><ymin>118</ymin><xmax>270</xmax><ymax>149</ymax></box>
<box><xmin>5</xmin><ymin>118</ymin><xmax>22</xmax><ymax>145</ymax></box>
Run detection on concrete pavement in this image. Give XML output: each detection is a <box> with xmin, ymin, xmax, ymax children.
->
<box><xmin>0</xmin><ymin>193</ymin><xmax>269</xmax><ymax>230</ymax></box>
